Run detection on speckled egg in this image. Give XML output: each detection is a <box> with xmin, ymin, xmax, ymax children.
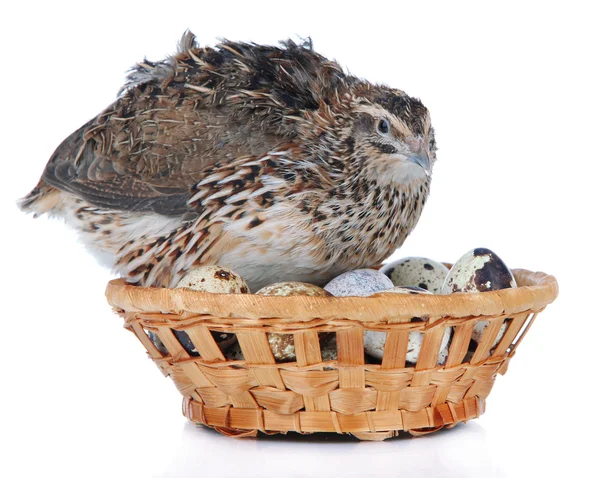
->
<box><xmin>380</xmin><ymin>257</ymin><xmax>449</xmax><ymax>293</ymax></box>
<box><xmin>150</xmin><ymin>327</ymin><xmax>238</xmax><ymax>358</ymax></box>
<box><xmin>320</xmin><ymin>335</ymin><xmax>338</xmax><ymax>370</ymax></box>
<box><xmin>324</xmin><ymin>269</ymin><xmax>394</xmax><ymax>297</ymax></box>
<box><xmin>225</xmin><ymin>343</ymin><xmax>245</xmax><ymax>361</ymax></box>
<box><xmin>173</xmin><ymin>265</ymin><xmax>249</xmax><ymax>355</ymax></box>
<box><xmin>321</xmin><ymin>335</ymin><xmax>338</xmax><ymax>362</ymax></box>
<box><xmin>212</xmin><ymin>332</ymin><xmax>238</xmax><ymax>351</ymax></box>
<box><xmin>147</xmin><ymin>330</ymin><xmax>168</xmax><ymax>355</ymax></box>
<box><xmin>442</xmin><ymin>247</ymin><xmax>517</xmax><ymax>350</ymax></box>
<box><xmin>225</xmin><ymin>333</ymin><xmax>336</xmax><ymax>364</ymax></box>
<box><xmin>371</xmin><ymin>285</ymin><xmax>431</xmax><ymax>296</ymax></box>
<box><xmin>441</xmin><ymin>248</ymin><xmax>516</xmax><ymax>294</ymax></box>
<box><xmin>256</xmin><ymin>282</ymin><xmax>332</xmax><ymax>297</ymax></box>
<box><xmin>364</xmin><ymin>286</ymin><xmax>452</xmax><ymax>365</ymax></box>
<box><xmin>176</xmin><ymin>265</ymin><xmax>250</xmax><ymax>294</ymax></box>
<box><xmin>147</xmin><ymin>329</ymin><xmax>202</xmax><ymax>357</ymax></box>
<box><xmin>257</xmin><ymin>281</ymin><xmax>332</xmax><ymax>362</ymax></box>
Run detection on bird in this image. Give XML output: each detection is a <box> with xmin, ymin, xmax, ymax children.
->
<box><xmin>19</xmin><ymin>31</ymin><xmax>437</xmax><ymax>291</ymax></box>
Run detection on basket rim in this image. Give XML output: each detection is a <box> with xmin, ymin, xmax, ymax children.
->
<box><xmin>105</xmin><ymin>267</ymin><xmax>558</xmax><ymax>322</ymax></box>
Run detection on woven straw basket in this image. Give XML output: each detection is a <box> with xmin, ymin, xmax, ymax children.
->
<box><xmin>106</xmin><ymin>267</ymin><xmax>558</xmax><ymax>441</ymax></box>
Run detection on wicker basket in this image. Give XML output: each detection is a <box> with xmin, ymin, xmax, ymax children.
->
<box><xmin>106</xmin><ymin>267</ymin><xmax>558</xmax><ymax>440</ymax></box>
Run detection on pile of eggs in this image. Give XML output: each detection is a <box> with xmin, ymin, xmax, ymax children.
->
<box><xmin>148</xmin><ymin>248</ymin><xmax>517</xmax><ymax>366</ymax></box>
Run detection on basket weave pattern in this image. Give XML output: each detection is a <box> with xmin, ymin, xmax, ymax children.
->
<box><xmin>106</xmin><ymin>268</ymin><xmax>558</xmax><ymax>440</ymax></box>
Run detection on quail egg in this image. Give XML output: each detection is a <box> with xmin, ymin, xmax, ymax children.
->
<box><xmin>170</xmin><ymin>265</ymin><xmax>249</xmax><ymax>355</ymax></box>
<box><xmin>380</xmin><ymin>257</ymin><xmax>449</xmax><ymax>293</ymax></box>
<box><xmin>320</xmin><ymin>334</ymin><xmax>338</xmax><ymax>370</ymax></box>
<box><xmin>442</xmin><ymin>248</ymin><xmax>517</xmax><ymax>352</ymax></box>
<box><xmin>176</xmin><ymin>265</ymin><xmax>250</xmax><ymax>294</ymax></box>
<box><xmin>324</xmin><ymin>269</ymin><xmax>394</xmax><ymax>297</ymax></box>
<box><xmin>256</xmin><ymin>281</ymin><xmax>331</xmax><ymax>297</ymax></box>
<box><xmin>146</xmin><ymin>328</ymin><xmax>204</xmax><ymax>357</ymax></box>
<box><xmin>256</xmin><ymin>282</ymin><xmax>332</xmax><ymax>362</ymax></box>
<box><xmin>365</xmin><ymin>286</ymin><xmax>452</xmax><ymax>365</ymax></box>
<box><xmin>147</xmin><ymin>330</ymin><xmax>168</xmax><ymax>355</ymax></box>
<box><xmin>371</xmin><ymin>285</ymin><xmax>432</xmax><ymax>296</ymax></box>
<box><xmin>225</xmin><ymin>343</ymin><xmax>245</xmax><ymax>361</ymax></box>
<box><xmin>320</xmin><ymin>335</ymin><xmax>338</xmax><ymax>362</ymax></box>
<box><xmin>442</xmin><ymin>248</ymin><xmax>516</xmax><ymax>294</ymax></box>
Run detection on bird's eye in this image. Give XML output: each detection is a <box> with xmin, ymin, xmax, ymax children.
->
<box><xmin>377</xmin><ymin>118</ymin><xmax>390</xmax><ymax>135</ymax></box>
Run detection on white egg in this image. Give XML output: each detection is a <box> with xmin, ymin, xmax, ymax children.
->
<box><xmin>380</xmin><ymin>257</ymin><xmax>449</xmax><ymax>293</ymax></box>
<box><xmin>364</xmin><ymin>286</ymin><xmax>452</xmax><ymax>365</ymax></box>
<box><xmin>324</xmin><ymin>269</ymin><xmax>394</xmax><ymax>297</ymax></box>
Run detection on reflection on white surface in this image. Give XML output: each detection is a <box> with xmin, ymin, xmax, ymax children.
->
<box><xmin>155</xmin><ymin>421</ymin><xmax>504</xmax><ymax>478</ymax></box>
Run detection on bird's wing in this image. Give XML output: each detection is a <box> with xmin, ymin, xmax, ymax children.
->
<box><xmin>41</xmin><ymin>37</ymin><xmax>346</xmax><ymax>216</ymax></box>
<box><xmin>41</xmin><ymin>115</ymin><xmax>191</xmax><ymax>216</ymax></box>
<box><xmin>41</xmin><ymin>87</ymin><xmax>285</xmax><ymax>216</ymax></box>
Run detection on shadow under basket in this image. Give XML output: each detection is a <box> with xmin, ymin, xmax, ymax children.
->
<box><xmin>105</xmin><ymin>267</ymin><xmax>558</xmax><ymax>441</ymax></box>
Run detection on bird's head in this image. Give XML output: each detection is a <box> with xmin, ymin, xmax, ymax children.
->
<box><xmin>340</xmin><ymin>86</ymin><xmax>436</xmax><ymax>188</ymax></box>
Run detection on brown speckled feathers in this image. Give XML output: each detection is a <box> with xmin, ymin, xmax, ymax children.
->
<box><xmin>38</xmin><ymin>35</ymin><xmax>349</xmax><ymax>215</ymax></box>
<box><xmin>20</xmin><ymin>31</ymin><xmax>437</xmax><ymax>290</ymax></box>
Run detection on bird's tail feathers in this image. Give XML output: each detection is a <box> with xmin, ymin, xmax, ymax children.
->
<box><xmin>18</xmin><ymin>181</ymin><xmax>60</xmax><ymax>218</ymax></box>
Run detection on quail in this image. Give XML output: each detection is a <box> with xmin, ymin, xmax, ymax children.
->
<box><xmin>19</xmin><ymin>31</ymin><xmax>437</xmax><ymax>291</ymax></box>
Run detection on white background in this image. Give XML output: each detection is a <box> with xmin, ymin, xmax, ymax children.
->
<box><xmin>1</xmin><ymin>1</ymin><xmax>598</xmax><ymax>477</ymax></box>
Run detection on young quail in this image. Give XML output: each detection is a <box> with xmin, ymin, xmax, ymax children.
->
<box><xmin>19</xmin><ymin>31</ymin><xmax>437</xmax><ymax>291</ymax></box>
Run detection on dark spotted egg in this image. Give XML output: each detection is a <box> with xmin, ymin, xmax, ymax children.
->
<box><xmin>225</xmin><ymin>342</ymin><xmax>245</xmax><ymax>361</ymax></box>
<box><xmin>441</xmin><ymin>248</ymin><xmax>517</xmax><ymax>294</ymax></box>
<box><xmin>442</xmin><ymin>248</ymin><xmax>517</xmax><ymax>351</ymax></box>
<box><xmin>381</xmin><ymin>257</ymin><xmax>449</xmax><ymax>294</ymax></box>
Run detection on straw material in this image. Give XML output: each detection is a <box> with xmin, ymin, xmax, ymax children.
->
<box><xmin>106</xmin><ymin>268</ymin><xmax>558</xmax><ymax>440</ymax></box>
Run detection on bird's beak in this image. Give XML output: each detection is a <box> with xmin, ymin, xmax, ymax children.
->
<box><xmin>407</xmin><ymin>152</ymin><xmax>431</xmax><ymax>174</ymax></box>
<box><xmin>406</xmin><ymin>136</ymin><xmax>431</xmax><ymax>176</ymax></box>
